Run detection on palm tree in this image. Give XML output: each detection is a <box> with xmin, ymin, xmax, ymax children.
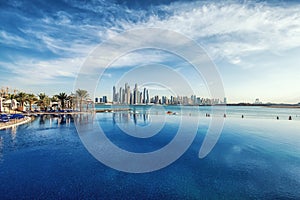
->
<box><xmin>16</xmin><ymin>92</ymin><xmax>28</xmax><ymax>111</ymax></box>
<box><xmin>66</xmin><ymin>93</ymin><xmax>76</xmax><ymax>110</ymax></box>
<box><xmin>75</xmin><ymin>89</ymin><xmax>89</xmax><ymax>112</ymax></box>
<box><xmin>38</xmin><ymin>93</ymin><xmax>50</xmax><ymax>111</ymax></box>
<box><xmin>50</xmin><ymin>96</ymin><xmax>59</xmax><ymax>111</ymax></box>
<box><xmin>50</xmin><ymin>95</ymin><xmax>59</xmax><ymax>102</ymax></box>
<box><xmin>56</xmin><ymin>92</ymin><xmax>68</xmax><ymax>110</ymax></box>
<box><xmin>26</xmin><ymin>94</ymin><xmax>38</xmax><ymax>111</ymax></box>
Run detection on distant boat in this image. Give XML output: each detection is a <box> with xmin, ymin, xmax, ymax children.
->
<box><xmin>167</xmin><ymin>111</ymin><xmax>172</xmax><ymax>114</ymax></box>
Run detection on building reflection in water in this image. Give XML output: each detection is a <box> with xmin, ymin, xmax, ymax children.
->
<box><xmin>55</xmin><ymin>114</ymin><xmax>73</xmax><ymax>126</ymax></box>
<box><xmin>112</xmin><ymin>111</ymin><xmax>166</xmax><ymax>138</ymax></box>
<box><xmin>113</xmin><ymin>112</ymin><xmax>150</xmax><ymax>126</ymax></box>
<box><xmin>39</xmin><ymin>115</ymin><xmax>46</xmax><ymax>124</ymax></box>
<box><xmin>38</xmin><ymin>114</ymin><xmax>74</xmax><ymax>127</ymax></box>
<box><xmin>74</xmin><ymin>113</ymin><xmax>96</xmax><ymax>125</ymax></box>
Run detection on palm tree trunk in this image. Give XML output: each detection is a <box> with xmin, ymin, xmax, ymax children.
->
<box><xmin>79</xmin><ymin>99</ymin><xmax>82</xmax><ymax>112</ymax></box>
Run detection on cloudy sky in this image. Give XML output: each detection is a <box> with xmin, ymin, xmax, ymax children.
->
<box><xmin>1</xmin><ymin>0</ymin><xmax>300</xmax><ymax>103</ymax></box>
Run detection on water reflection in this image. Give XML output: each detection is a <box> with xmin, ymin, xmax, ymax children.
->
<box><xmin>11</xmin><ymin>126</ymin><xmax>17</xmax><ymax>141</ymax></box>
<box><xmin>112</xmin><ymin>112</ymin><xmax>151</xmax><ymax>127</ymax></box>
<box><xmin>0</xmin><ymin>110</ymin><xmax>300</xmax><ymax>199</ymax></box>
<box><xmin>73</xmin><ymin>113</ymin><xmax>95</xmax><ymax>125</ymax></box>
<box><xmin>112</xmin><ymin>112</ymin><xmax>166</xmax><ymax>138</ymax></box>
<box><xmin>39</xmin><ymin>115</ymin><xmax>46</xmax><ymax>124</ymax></box>
<box><xmin>0</xmin><ymin>136</ymin><xmax>3</xmax><ymax>161</ymax></box>
<box><xmin>0</xmin><ymin>114</ymin><xmax>76</xmax><ymax>139</ymax></box>
<box><xmin>38</xmin><ymin>114</ymin><xmax>73</xmax><ymax>127</ymax></box>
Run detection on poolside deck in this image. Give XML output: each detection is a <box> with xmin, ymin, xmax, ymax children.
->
<box><xmin>0</xmin><ymin>116</ymin><xmax>33</xmax><ymax>130</ymax></box>
<box><xmin>18</xmin><ymin>108</ymin><xmax>132</xmax><ymax>115</ymax></box>
<box><xmin>95</xmin><ymin>108</ymin><xmax>131</xmax><ymax>113</ymax></box>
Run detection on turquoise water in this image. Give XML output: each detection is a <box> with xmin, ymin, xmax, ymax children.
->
<box><xmin>96</xmin><ymin>105</ymin><xmax>300</xmax><ymax>120</ymax></box>
<box><xmin>0</xmin><ymin>106</ymin><xmax>300</xmax><ymax>199</ymax></box>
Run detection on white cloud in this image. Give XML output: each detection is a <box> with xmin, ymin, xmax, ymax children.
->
<box><xmin>2</xmin><ymin>1</ymin><xmax>300</xmax><ymax>102</ymax></box>
<box><xmin>41</xmin><ymin>11</ymin><xmax>72</xmax><ymax>25</ymax></box>
<box><xmin>102</xmin><ymin>73</ymin><xmax>112</xmax><ymax>78</ymax></box>
<box><xmin>110</xmin><ymin>50</ymin><xmax>173</xmax><ymax>68</ymax></box>
<box><xmin>0</xmin><ymin>30</ymin><xmax>30</xmax><ymax>48</ymax></box>
<box><xmin>4</xmin><ymin>1</ymin><xmax>300</xmax><ymax>70</ymax></box>
<box><xmin>110</xmin><ymin>1</ymin><xmax>300</xmax><ymax>65</ymax></box>
<box><xmin>0</xmin><ymin>57</ymin><xmax>84</xmax><ymax>85</ymax></box>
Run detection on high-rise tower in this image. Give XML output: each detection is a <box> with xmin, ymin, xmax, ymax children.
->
<box><xmin>133</xmin><ymin>83</ymin><xmax>138</xmax><ymax>104</ymax></box>
<box><xmin>143</xmin><ymin>88</ymin><xmax>146</xmax><ymax>104</ymax></box>
<box><xmin>112</xmin><ymin>86</ymin><xmax>117</xmax><ymax>103</ymax></box>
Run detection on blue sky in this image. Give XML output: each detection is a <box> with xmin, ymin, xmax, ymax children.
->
<box><xmin>0</xmin><ymin>0</ymin><xmax>300</xmax><ymax>103</ymax></box>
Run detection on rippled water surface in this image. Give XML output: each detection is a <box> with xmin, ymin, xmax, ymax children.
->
<box><xmin>0</xmin><ymin>106</ymin><xmax>300</xmax><ymax>199</ymax></box>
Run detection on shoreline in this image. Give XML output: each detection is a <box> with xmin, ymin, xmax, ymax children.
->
<box><xmin>0</xmin><ymin>116</ymin><xmax>34</xmax><ymax>130</ymax></box>
<box><xmin>262</xmin><ymin>105</ymin><xmax>300</xmax><ymax>109</ymax></box>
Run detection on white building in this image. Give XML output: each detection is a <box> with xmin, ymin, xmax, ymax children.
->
<box><xmin>0</xmin><ymin>97</ymin><xmax>3</xmax><ymax>112</ymax></box>
<box><xmin>4</xmin><ymin>99</ymin><xmax>18</xmax><ymax>110</ymax></box>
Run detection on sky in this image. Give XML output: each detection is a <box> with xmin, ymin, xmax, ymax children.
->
<box><xmin>0</xmin><ymin>0</ymin><xmax>300</xmax><ymax>103</ymax></box>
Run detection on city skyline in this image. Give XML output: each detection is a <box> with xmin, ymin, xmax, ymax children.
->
<box><xmin>0</xmin><ymin>1</ymin><xmax>300</xmax><ymax>103</ymax></box>
<box><xmin>112</xmin><ymin>83</ymin><xmax>150</xmax><ymax>105</ymax></box>
<box><xmin>97</xmin><ymin>83</ymin><xmax>227</xmax><ymax>105</ymax></box>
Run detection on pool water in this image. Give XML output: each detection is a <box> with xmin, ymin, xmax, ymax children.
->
<box><xmin>0</xmin><ymin>108</ymin><xmax>300</xmax><ymax>199</ymax></box>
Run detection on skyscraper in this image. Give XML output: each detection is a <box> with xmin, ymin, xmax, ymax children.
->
<box><xmin>162</xmin><ymin>96</ymin><xmax>167</xmax><ymax>104</ymax></box>
<box><xmin>143</xmin><ymin>88</ymin><xmax>146</xmax><ymax>104</ymax></box>
<box><xmin>126</xmin><ymin>86</ymin><xmax>130</xmax><ymax>104</ymax></box>
<box><xmin>130</xmin><ymin>93</ymin><xmax>133</xmax><ymax>105</ymax></box>
<box><xmin>122</xmin><ymin>88</ymin><xmax>125</xmax><ymax>104</ymax></box>
<box><xmin>133</xmin><ymin>83</ymin><xmax>138</xmax><ymax>104</ymax></box>
<box><xmin>119</xmin><ymin>87</ymin><xmax>122</xmax><ymax>104</ymax></box>
<box><xmin>146</xmin><ymin>89</ymin><xmax>149</xmax><ymax>104</ymax></box>
<box><xmin>112</xmin><ymin>86</ymin><xmax>117</xmax><ymax>103</ymax></box>
<box><xmin>103</xmin><ymin>96</ymin><xmax>107</xmax><ymax>103</ymax></box>
<box><xmin>170</xmin><ymin>96</ymin><xmax>174</xmax><ymax>104</ymax></box>
<box><xmin>139</xmin><ymin>91</ymin><xmax>142</xmax><ymax>104</ymax></box>
<box><xmin>124</xmin><ymin>83</ymin><xmax>131</xmax><ymax>105</ymax></box>
<box><xmin>124</xmin><ymin>83</ymin><xmax>128</xmax><ymax>104</ymax></box>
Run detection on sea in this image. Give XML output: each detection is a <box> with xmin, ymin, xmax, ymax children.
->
<box><xmin>0</xmin><ymin>105</ymin><xmax>299</xmax><ymax>199</ymax></box>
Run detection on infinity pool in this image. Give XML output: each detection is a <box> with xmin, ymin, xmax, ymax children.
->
<box><xmin>0</xmin><ymin>109</ymin><xmax>300</xmax><ymax>199</ymax></box>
